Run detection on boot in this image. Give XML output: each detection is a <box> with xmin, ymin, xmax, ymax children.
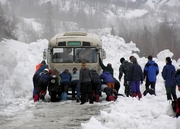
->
<box><xmin>132</xmin><ymin>92</ymin><xmax>137</xmax><ymax>97</ymax></box>
<box><xmin>76</xmin><ymin>96</ymin><xmax>80</xmax><ymax>103</ymax></box>
<box><xmin>61</xmin><ymin>92</ymin><xmax>67</xmax><ymax>101</ymax></box>
<box><xmin>61</xmin><ymin>92</ymin><xmax>65</xmax><ymax>101</ymax></box>
<box><xmin>137</xmin><ymin>92</ymin><xmax>142</xmax><ymax>100</ymax></box>
<box><xmin>34</xmin><ymin>94</ymin><xmax>39</xmax><ymax>102</ymax></box>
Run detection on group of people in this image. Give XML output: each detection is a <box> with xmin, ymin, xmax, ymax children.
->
<box><xmin>119</xmin><ymin>55</ymin><xmax>180</xmax><ymax>117</ymax></box>
<box><xmin>32</xmin><ymin>55</ymin><xmax>180</xmax><ymax>109</ymax></box>
<box><xmin>32</xmin><ymin>57</ymin><xmax>118</xmax><ymax>104</ymax></box>
<box><xmin>119</xmin><ymin>55</ymin><xmax>180</xmax><ymax>103</ymax></box>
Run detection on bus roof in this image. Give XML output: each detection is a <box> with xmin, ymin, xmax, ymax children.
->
<box><xmin>49</xmin><ymin>32</ymin><xmax>102</xmax><ymax>47</ymax></box>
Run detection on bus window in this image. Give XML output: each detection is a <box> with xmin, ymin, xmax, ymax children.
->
<box><xmin>75</xmin><ymin>48</ymin><xmax>97</xmax><ymax>63</ymax></box>
<box><xmin>53</xmin><ymin>48</ymin><xmax>73</xmax><ymax>63</ymax></box>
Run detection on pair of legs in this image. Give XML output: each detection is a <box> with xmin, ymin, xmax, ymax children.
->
<box><xmin>32</xmin><ymin>74</ymin><xmax>40</xmax><ymax>97</ymax></box>
<box><xmin>60</xmin><ymin>82</ymin><xmax>70</xmax><ymax>101</ymax></box>
<box><xmin>92</xmin><ymin>79</ymin><xmax>101</xmax><ymax>102</ymax></box>
<box><xmin>34</xmin><ymin>80</ymin><xmax>48</xmax><ymax>102</ymax></box>
<box><xmin>145</xmin><ymin>79</ymin><xmax>156</xmax><ymax>95</ymax></box>
<box><xmin>124</xmin><ymin>80</ymin><xmax>131</xmax><ymax>97</ymax></box>
<box><xmin>71</xmin><ymin>80</ymin><xmax>80</xmax><ymax>99</ymax></box>
<box><xmin>165</xmin><ymin>86</ymin><xmax>177</xmax><ymax>101</ymax></box>
<box><xmin>80</xmin><ymin>82</ymin><xmax>93</xmax><ymax>104</ymax></box>
<box><xmin>131</xmin><ymin>81</ymin><xmax>142</xmax><ymax>99</ymax></box>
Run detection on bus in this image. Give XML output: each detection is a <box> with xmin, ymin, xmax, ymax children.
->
<box><xmin>43</xmin><ymin>31</ymin><xmax>106</xmax><ymax>75</ymax></box>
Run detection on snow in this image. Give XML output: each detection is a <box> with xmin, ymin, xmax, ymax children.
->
<box><xmin>122</xmin><ymin>9</ymin><xmax>148</xmax><ymax>19</ymax></box>
<box><xmin>0</xmin><ymin>34</ymin><xmax>180</xmax><ymax>129</ymax></box>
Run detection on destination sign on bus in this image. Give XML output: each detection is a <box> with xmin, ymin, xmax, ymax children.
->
<box><xmin>68</xmin><ymin>41</ymin><xmax>81</xmax><ymax>46</ymax></box>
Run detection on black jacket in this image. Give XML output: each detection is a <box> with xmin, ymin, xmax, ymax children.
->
<box><xmin>99</xmin><ymin>56</ymin><xmax>114</xmax><ymax>77</ymax></box>
<box><xmin>127</xmin><ymin>61</ymin><xmax>144</xmax><ymax>82</ymax></box>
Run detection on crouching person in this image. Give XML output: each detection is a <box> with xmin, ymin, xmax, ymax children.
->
<box><xmin>101</xmin><ymin>84</ymin><xmax>117</xmax><ymax>101</ymax></box>
<box><xmin>60</xmin><ymin>69</ymin><xmax>71</xmax><ymax>101</ymax></box>
<box><xmin>34</xmin><ymin>68</ymin><xmax>52</xmax><ymax>102</ymax></box>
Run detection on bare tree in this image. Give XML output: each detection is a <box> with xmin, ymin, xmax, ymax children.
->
<box><xmin>42</xmin><ymin>1</ymin><xmax>55</xmax><ymax>40</ymax></box>
<box><xmin>0</xmin><ymin>3</ymin><xmax>17</xmax><ymax>40</ymax></box>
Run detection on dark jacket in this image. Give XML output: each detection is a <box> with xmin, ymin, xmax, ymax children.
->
<box><xmin>144</xmin><ymin>60</ymin><xmax>159</xmax><ymax>82</ymax></box>
<box><xmin>99</xmin><ymin>56</ymin><xmax>114</xmax><ymax>77</ymax></box>
<box><xmin>127</xmin><ymin>60</ymin><xmax>144</xmax><ymax>82</ymax></box>
<box><xmin>60</xmin><ymin>71</ymin><xmax>71</xmax><ymax>83</ymax></box>
<box><xmin>100</xmin><ymin>71</ymin><xmax>114</xmax><ymax>83</ymax></box>
<box><xmin>162</xmin><ymin>62</ymin><xmax>176</xmax><ymax>87</ymax></box>
<box><xmin>79</xmin><ymin>68</ymin><xmax>92</xmax><ymax>85</ymax></box>
<box><xmin>119</xmin><ymin>60</ymin><xmax>132</xmax><ymax>81</ymax></box>
<box><xmin>91</xmin><ymin>69</ymin><xmax>100</xmax><ymax>80</ymax></box>
<box><xmin>39</xmin><ymin>73</ymin><xmax>52</xmax><ymax>82</ymax></box>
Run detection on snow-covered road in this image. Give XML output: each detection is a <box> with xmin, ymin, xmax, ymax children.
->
<box><xmin>0</xmin><ymin>99</ymin><xmax>110</xmax><ymax>129</ymax></box>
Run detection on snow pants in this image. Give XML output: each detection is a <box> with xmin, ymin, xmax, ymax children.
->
<box><xmin>131</xmin><ymin>81</ymin><xmax>142</xmax><ymax>99</ymax></box>
<box><xmin>91</xmin><ymin>79</ymin><xmax>101</xmax><ymax>95</ymax></box>
<box><xmin>145</xmin><ymin>78</ymin><xmax>156</xmax><ymax>94</ymax></box>
<box><xmin>165</xmin><ymin>86</ymin><xmax>177</xmax><ymax>101</ymax></box>
<box><xmin>104</xmin><ymin>87</ymin><xmax>114</xmax><ymax>101</ymax></box>
<box><xmin>80</xmin><ymin>82</ymin><xmax>93</xmax><ymax>104</ymax></box>
<box><xmin>34</xmin><ymin>80</ymin><xmax>48</xmax><ymax>102</ymax></box>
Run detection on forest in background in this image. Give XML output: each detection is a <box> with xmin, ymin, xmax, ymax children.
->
<box><xmin>0</xmin><ymin>0</ymin><xmax>180</xmax><ymax>60</ymax></box>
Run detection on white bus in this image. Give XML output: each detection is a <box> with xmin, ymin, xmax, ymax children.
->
<box><xmin>43</xmin><ymin>32</ymin><xmax>106</xmax><ymax>74</ymax></box>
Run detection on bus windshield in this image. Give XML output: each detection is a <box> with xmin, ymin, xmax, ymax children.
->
<box><xmin>52</xmin><ymin>48</ymin><xmax>97</xmax><ymax>63</ymax></box>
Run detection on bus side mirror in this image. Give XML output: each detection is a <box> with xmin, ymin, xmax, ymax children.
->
<box><xmin>43</xmin><ymin>49</ymin><xmax>47</xmax><ymax>60</ymax></box>
<box><xmin>102</xmin><ymin>50</ymin><xmax>106</xmax><ymax>59</ymax></box>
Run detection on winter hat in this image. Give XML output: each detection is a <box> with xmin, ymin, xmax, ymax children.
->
<box><xmin>120</xmin><ymin>58</ymin><xmax>125</xmax><ymax>63</ymax></box>
<box><xmin>43</xmin><ymin>68</ymin><xmax>49</xmax><ymax>73</ymax></box>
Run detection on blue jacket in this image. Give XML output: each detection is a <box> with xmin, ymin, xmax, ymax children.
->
<box><xmin>60</xmin><ymin>71</ymin><xmax>71</xmax><ymax>83</ymax></box>
<box><xmin>35</xmin><ymin>65</ymin><xmax>48</xmax><ymax>75</ymax></box>
<box><xmin>100</xmin><ymin>71</ymin><xmax>114</xmax><ymax>83</ymax></box>
<box><xmin>162</xmin><ymin>63</ymin><xmax>176</xmax><ymax>87</ymax></box>
<box><xmin>144</xmin><ymin>60</ymin><xmax>159</xmax><ymax>82</ymax></box>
